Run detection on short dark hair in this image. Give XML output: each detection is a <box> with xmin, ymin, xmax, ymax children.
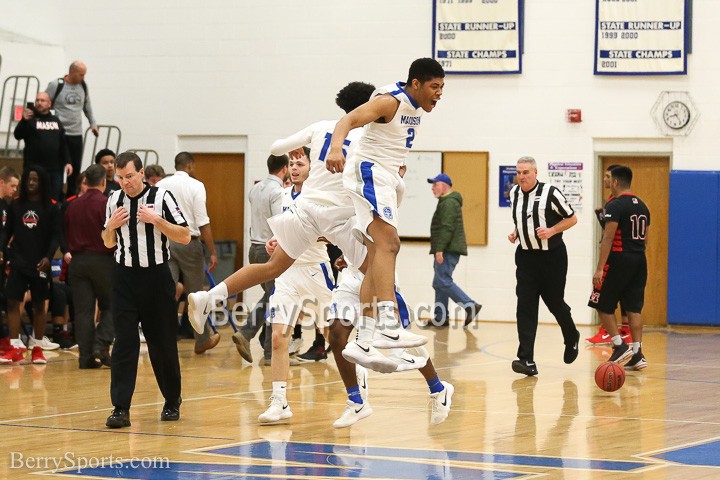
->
<box><xmin>0</xmin><ymin>166</ymin><xmax>19</xmax><ymax>182</ymax></box>
<box><xmin>115</xmin><ymin>151</ymin><xmax>143</xmax><ymax>172</ymax></box>
<box><xmin>606</xmin><ymin>164</ymin><xmax>620</xmax><ymax>172</ymax></box>
<box><xmin>94</xmin><ymin>148</ymin><xmax>116</xmax><ymax>164</ymax></box>
<box><xmin>610</xmin><ymin>165</ymin><xmax>633</xmax><ymax>188</ymax></box>
<box><xmin>144</xmin><ymin>164</ymin><xmax>166</xmax><ymax>178</ymax></box>
<box><xmin>267</xmin><ymin>154</ymin><xmax>289</xmax><ymax>174</ymax></box>
<box><xmin>336</xmin><ymin>82</ymin><xmax>375</xmax><ymax>113</ymax></box>
<box><xmin>302</xmin><ymin>146</ymin><xmax>311</xmax><ymax>158</ymax></box>
<box><xmin>175</xmin><ymin>151</ymin><xmax>194</xmax><ymax>170</ymax></box>
<box><xmin>84</xmin><ymin>164</ymin><xmax>106</xmax><ymax>187</ymax></box>
<box><xmin>406</xmin><ymin>58</ymin><xmax>445</xmax><ymax>84</ymax></box>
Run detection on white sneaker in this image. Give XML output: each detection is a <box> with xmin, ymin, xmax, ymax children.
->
<box><xmin>372</xmin><ymin>324</ymin><xmax>428</xmax><ymax>349</ymax></box>
<box><xmin>356</xmin><ymin>365</ymin><xmax>369</xmax><ymax>401</ymax></box>
<box><xmin>288</xmin><ymin>338</ymin><xmax>303</xmax><ymax>356</ymax></box>
<box><xmin>258</xmin><ymin>395</ymin><xmax>293</xmax><ymax>423</ymax></box>
<box><xmin>342</xmin><ymin>342</ymin><xmax>397</xmax><ymax>374</ymax></box>
<box><xmin>28</xmin><ymin>336</ymin><xmax>59</xmax><ymax>351</ymax></box>
<box><xmin>333</xmin><ymin>400</ymin><xmax>373</xmax><ymax>428</ymax></box>
<box><xmin>430</xmin><ymin>381</ymin><xmax>454</xmax><ymax>425</ymax></box>
<box><xmin>390</xmin><ymin>349</ymin><xmax>428</xmax><ymax>372</ymax></box>
<box><xmin>187</xmin><ymin>291</ymin><xmax>211</xmax><ymax>334</ymax></box>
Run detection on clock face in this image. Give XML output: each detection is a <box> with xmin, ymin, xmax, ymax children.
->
<box><xmin>663</xmin><ymin>101</ymin><xmax>690</xmax><ymax>129</ymax></box>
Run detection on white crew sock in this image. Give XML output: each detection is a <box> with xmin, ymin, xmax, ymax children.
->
<box><xmin>208</xmin><ymin>281</ymin><xmax>229</xmax><ymax>302</ymax></box>
<box><xmin>356</xmin><ymin>316</ymin><xmax>377</xmax><ymax>347</ymax></box>
<box><xmin>377</xmin><ymin>301</ymin><xmax>397</xmax><ymax>328</ymax></box>
<box><xmin>632</xmin><ymin>341</ymin><xmax>641</xmax><ymax>354</ymax></box>
<box><xmin>272</xmin><ymin>381</ymin><xmax>287</xmax><ymax>399</ymax></box>
<box><xmin>611</xmin><ymin>335</ymin><xmax>623</xmax><ymax>346</ymax></box>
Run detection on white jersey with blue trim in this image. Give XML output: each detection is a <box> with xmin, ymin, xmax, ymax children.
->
<box><xmin>352</xmin><ymin>82</ymin><xmax>423</xmax><ymax>174</ymax></box>
<box><xmin>270</xmin><ymin>120</ymin><xmax>363</xmax><ymax>207</ymax></box>
<box><xmin>280</xmin><ymin>186</ymin><xmax>329</xmax><ymax>265</ymax></box>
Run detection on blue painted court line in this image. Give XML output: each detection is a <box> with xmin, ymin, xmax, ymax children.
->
<box><xmin>651</xmin><ymin>440</ymin><xmax>720</xmax><ymax>467</ymax></box>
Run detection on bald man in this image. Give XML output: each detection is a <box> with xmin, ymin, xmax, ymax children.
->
<box><xmin>13</xmin><ymin>92</ymin><xmax>72</xmax><ymax>200</ymax></box>
<box><xmin>46</xmin><ymin>60</ymin><xmax>99</xmax><ymax>196</ymax></box>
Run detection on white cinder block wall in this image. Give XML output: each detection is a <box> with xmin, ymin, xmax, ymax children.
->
<box><xmin>2</xmin><ymin>0</ymin><xmax>719</xmax><ymax>324</ymax></box>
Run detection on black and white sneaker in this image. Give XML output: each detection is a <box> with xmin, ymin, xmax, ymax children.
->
<box><xmin>609</xmin><ymin>343</ymin><xmax>634</xmax><ymax>364</ymax></box>
<box><xmin>512</xmin><ymin>359</ymin><xmax>538</xmax><ymax>376</ymax></box>
<box><xmin>624</xmin><ymin>351</ymin><xmax>648</xmax><ymax>371</ymax></box>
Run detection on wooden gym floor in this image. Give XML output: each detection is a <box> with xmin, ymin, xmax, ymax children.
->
<box><xmin>0</xmin><ymin>321</ymin><xmax>718</xmax><ymax>479</ymax></box>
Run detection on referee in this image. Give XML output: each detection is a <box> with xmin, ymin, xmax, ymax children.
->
<box><xmin>507</xmin><ymin>156</ymin><xmax>580</xmax><ymax>376</ymax></box>
<box><xmin>101</xmin><ymin>151</ymin><xmax>191</xmax><ymax>428</ymax></box>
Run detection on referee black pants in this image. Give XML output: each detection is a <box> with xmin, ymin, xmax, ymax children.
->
<box><xmin>110</xmin><ymin>263</ymin><xmax>181</xmax><ymax>410</ymax></box>
<box><xmin>515</xmin><ymin>244</ymin><xmax>576</xmax><ymax>362</ymax></box>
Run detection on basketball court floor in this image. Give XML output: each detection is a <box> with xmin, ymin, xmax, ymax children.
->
<box><xmin>1</xmin><ymin>321</ymin><xmax>718</xmax><ymax>479</ymax></box>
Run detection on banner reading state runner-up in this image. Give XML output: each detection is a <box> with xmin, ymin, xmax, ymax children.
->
<box><xmin>433</xmin><ymin>0</ymin><xmax>521</xmax><ymax>74</ymax></box>
<box><xmin>594</xmin><ymin>0</ymin><xmax>687</xmax><ymax>75</ymax></box>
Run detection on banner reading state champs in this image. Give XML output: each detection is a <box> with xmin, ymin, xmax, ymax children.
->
<box><xmin>595</xmin><ymin>0</ymin><xmax>687</xmax><ymax>75</ymax></box>
<box><xmin>433</xmin><ymin>0</ymin><xmax>521</xmax><ymax>74</ymax></box>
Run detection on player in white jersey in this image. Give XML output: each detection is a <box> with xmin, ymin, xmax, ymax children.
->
<box><xmin>328</xmin><ymin>257</ymin><xmax>454</xmax><ymax>428</ymax></box>
<box><xmin>188</xmin><ymin>83</ymin><xmax>405</xmax><ymax>373</ymax></box>
<box><xmin>257</xmin><ymin>152</ymin><xmax>337</xmax><ymax>423</ymax></box>
<box><xmin>325</xmin><ymin>58</ymin><xmax>445</xmax><ymax>371</ymax></box>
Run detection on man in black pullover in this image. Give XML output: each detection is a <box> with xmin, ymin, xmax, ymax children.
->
<box><xmin>14</xmin><ymin>92</ymin><xmax>72</xmax><ymax>200</ymax></box>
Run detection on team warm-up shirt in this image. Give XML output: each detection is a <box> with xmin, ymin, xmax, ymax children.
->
<box><xmin>279</xmin><ymin>186</ymin><xmax>329</xmax><ymax>265</ymax></box>
<box><xmin>270</xmin><ymin>120</ymin><xmax>363</xmax><ymax>207</ymax></box>
<box><xmin>510</xmin><ymin>182</ymin><xmax>575</xmax><ymax>251</ymax></box>
<box><xmin>105</xmin><ymin>185</ymin><xmax>188</xmax><ymax>267</ymax></box>
<box><xmin>603</xmin><ymin>193</ymin><xmax>650</xmax><ymax>254</ymax></box>
<box><xmin>0</xmin><ymin>199</ymin><xmax>62</xmax><ymax>270</ymax></box>
<box><xmin>353</xmin><ymin>82</ymin><xmax>423</xmax><ymax>174</ymax></box>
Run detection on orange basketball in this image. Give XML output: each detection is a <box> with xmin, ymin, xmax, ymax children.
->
<box><xmin>595</xmin><ymin>361</ymin><xmax>625</xmax><ymax>392</ymax></box>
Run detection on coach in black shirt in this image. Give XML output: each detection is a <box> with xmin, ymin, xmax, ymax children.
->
<box><xmin>507</xmin><ymin>156</ymin><xmax>580</xmax><ymax>376</ymax></box>
<box><xmin>101</xmin><ymin>152</ymin><xmax>190</xmax><ymax>428</ymax></box>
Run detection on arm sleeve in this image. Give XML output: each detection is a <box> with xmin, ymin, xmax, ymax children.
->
<box><xmin>59</xmin><ymin>123</ymin><xmax>71</xmax><ymax>166</ymax></box>
<box><xmin>47</xmin><ymin>205</ymin><xmax>63</xmax><ymax>258</ymax></box>
<box><xmin>161</xmin><ymin>190</ymin><xmax>189</xmax><ymax>226</ymax></box>
<box><xmin>45</xmin><ymin>81</ymin><xmax>58</xmax><ymax>98</ymax></box>
<box><xmin>269</xmin><ymin>187</ymin><xmax>284</xmax><ymax>217</ymax></box>
<box><xmin>13</xmin><ymin>119</ymin><xmax>28</xmax><ymax>140</ymax></box>
<box><xmin>549</xmin><ymin>187</ymin><xmax>575</xmax><ymax>218</ymax></box>
<box><xmin>431</xmin><ymin>201</ymin><xmax>456</xmax><ymax>252</ymax></box>
<box><xmin>83</xmin><ymin>85</ymin><xmax>97</xmax><ymax>126</ymax></box>
<box><xmin>103</xmin><ymin>195</ymin><xmax>113</xmax><ymax>229</ymax></box>
<box><xmin>194</xmin><ymin>184</ymin><xmax>210</xmax><ymax>228</ymax></box>
<box><xmin>269</xmin><ymin>124</ymin><xmax>314</xmax><ymax>155</ymax></box>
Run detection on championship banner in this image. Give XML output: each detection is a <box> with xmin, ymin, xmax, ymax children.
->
<box><xmin>595</xmin><ymin>0</ymin><xmax>687</xmax><ymax>75</ymax></box>
<box><xmin>433</xmin><ymin>0</ymin><xmax>522</xmax><ymax>74</ymax></box>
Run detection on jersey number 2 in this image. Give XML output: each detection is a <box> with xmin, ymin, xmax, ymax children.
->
<box><xmin>406</xmin><ymin>128</ymin><xmax>415</xmax><ymax>148</ymax></box>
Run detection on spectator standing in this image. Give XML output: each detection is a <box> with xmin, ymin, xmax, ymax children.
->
<box><xmin>157</xmin><ymin>152</ymin><xmax>220</xmax><ymax>354</ymax></box>
<box><xmin>0</xmin><ymin>167</ymin><xmax>20</xmax><ymax>354</ymax></box>
<box><xmin>95</xmin><ymin>149</ymin><xmax>121</xmax><ymax>196</ymax></box>
<box><xmin>0</xmin><ymin>166</ymin><xmax>63</xmax><ymax>365</ymax></box>
<box><xmin>427</xmin><ymin>173</ymin><xmax>481</xmax><ymax>327</ymax></box>
<box><xmin>45</xmin><ymin>61</ymin><xmax>99</xmax><ymax>197</ymax></box>
<box><xmin>507</xmin><ymin>156</ymin><xmax>580</xmax><ymax>376</ymax></box>
<box><xmin>65</xmin><ymin>164</ymin><xmax>115</xmax><ymax>369</ymax></box>
<box><xmin>13</xmin><ymin>92</ymin><xmax>72</xmax><ymax>200</ymax></box>
<box><xmin>102</xmin><ymin>152</ymin><xmax>190</xmax><ymax>428</ymax></box>
<box><xmin>231</xmin><ymin>154</ymin><xmax>288</xmax><ymax>364</ymax></box>
<box><xmin>144</xmin><ymin>165</ymin><xmax>166</xmax><ymax>186</ymax></box>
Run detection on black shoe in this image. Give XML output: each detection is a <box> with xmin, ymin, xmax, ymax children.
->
<box><xmin>79</xmin><ymin>357</ymin><xmax>102</xmax><ymax>369</ymax></box>
<box><xmin>93</xmin><ymin>349</ymin><xmax>111</xmax><ymax>367</ymax></box>
<box><xmin>563</xmin><ymin>330</ymin><xmax>580</xmax><ymax>364</ymax></box>
<box><xmin>298</xmin><ymin>343</ymin><xmax>327</xmax><ymax>362</ymax></box>
<box><xmin>432</xmin><ymin>318</ymin><xmax>450</xmax><ymax>327</ymax></box>
<box><xmin>106</xmin><ymin>408</ymin><xmax>131</xmax><ymax>428</ymax></box>
<box><xmin>160</xmin><ymin>397</ymin><xmax>182</xmax><ymax>421</ymax></box>
<box><xmin>512</xmin><ymin>359</ymin><xmax>538</xmax><ymax>376</ymax></box>
<box><xmin>609</xmin><ymin>343</ymin><xmax>633</xmax><ymax>364</ymax></box>
<box><xmin>463</xmin><ymin>303</ymin><xmax>482</xmax><ymax>327</ymax></box>
<box><xmin>53</xmin><ymin>330</ymin><xmax>77</xmax><ymax>349</ymax></box>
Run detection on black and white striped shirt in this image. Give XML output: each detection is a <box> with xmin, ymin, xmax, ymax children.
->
<box><xmin>510</xmin><ymin>182</ymin><xmax>574</xmax><ymax>251</ymax></box>
<box><xmin>105</xmin><ymin>185</ymin><xmax>188</xmax><ymax>267</ymax></box>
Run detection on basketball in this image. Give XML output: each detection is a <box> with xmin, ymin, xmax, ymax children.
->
<box><xmin>595</xmin><ymin>361</ymin><xmax>625</xmax><ymax>392</ymax></box>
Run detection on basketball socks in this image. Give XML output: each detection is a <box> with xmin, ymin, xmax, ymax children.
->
<box><xmin>208</xmin><ymin>281</ymin><xmax>229</xmax><ymax>302</ymax></box>
<box><xmin>356</xmin><ymin>316</ymin><xmax>376</xmax><ymax>348</ymax></box>
<box><xmin>272</xmin><ymin>381</ymin><xmax>287</xmax><ymax>399</ymax></box>
<box><xmin>347</xmin><ymin>386</ymin><xmax>363</xmax><ymax>404</ymax></box>
<box><xmin>611</xmin><ymin>335</ymin><xmax>623</xmax><ymax>346</ymax></box>
<box><xmin>377</xmin><ymin>301</ymin><xmax>396</xmax><ymax>327</ymax></box>
<box><xmin>427</xmin><ymin>375</ymin><xmax>445</xmax><ymax>394</ymax></box>
<box><xmin>632</xmin><ymin>341</ymin><xmax>641</xmax><ymax>354</ymax></box>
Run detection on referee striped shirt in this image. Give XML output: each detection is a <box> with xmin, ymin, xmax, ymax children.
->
<box><xmin>510</xmin><ymin>182</ymin><xmax>575</xmax><ymax>251</ymax></box>
<box><xmin>105</xmin><ymin>185</ymin><xmax>188</xmax><ymax>267</ymax></box>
